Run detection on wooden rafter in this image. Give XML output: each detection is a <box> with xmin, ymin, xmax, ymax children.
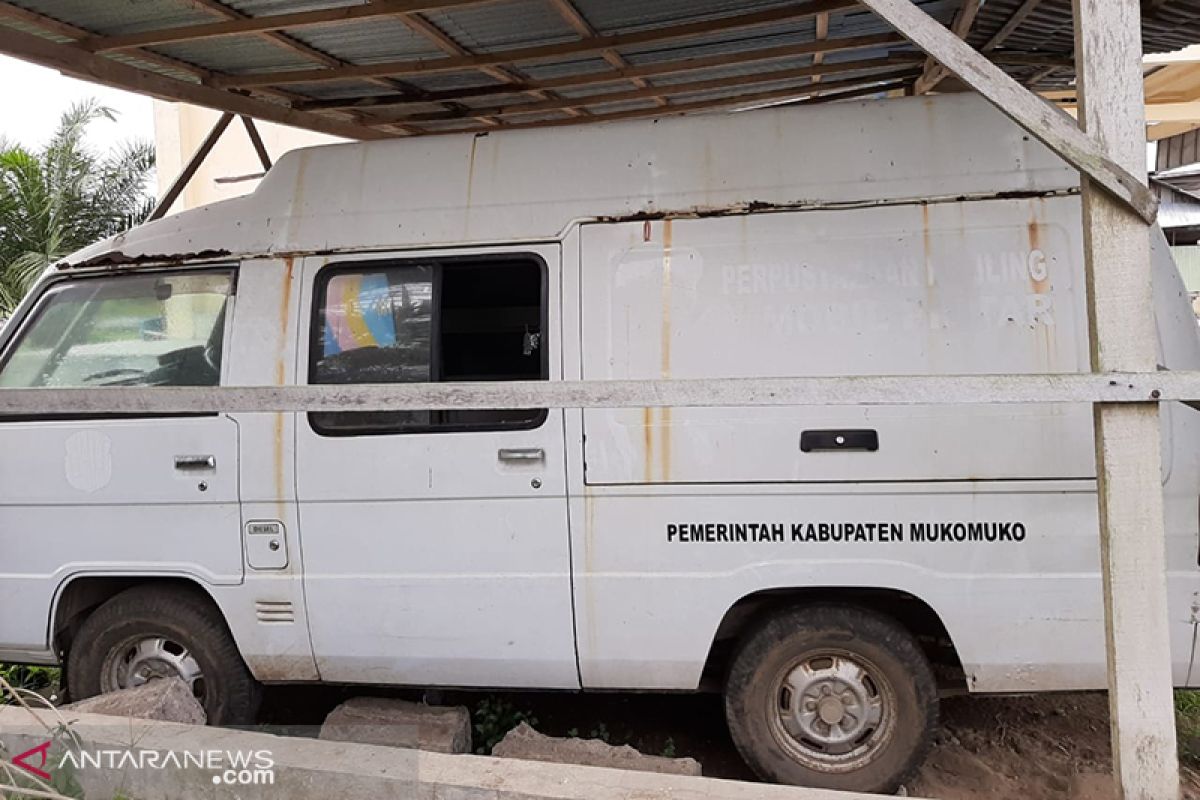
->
<box><xmin>296</xmin><ymin>31</ymin><xmax>907</xmax><ymax>113</ymax></box>
<box><xmin>0</xmin><ymin>0</ymin><xmax>340</xmax><ymax>117</ymax></box>
<box><xmin>914</xmin><ymin>0</ymin><xmax>981</xmax><ymax>94</ymax></box>
<box><xmin>395</xmin><ymin>11</ymin><xmax>580</xmax><ymax>123</ymax></box>
<box><xmin>811</xmin><ymin>12</ymin><xmax>830</xmax><ymax>84</ymax></box>
<box><xmin>365</xmin><ymin>56</ymin><xmax>922</xmax><ymax>125</ymax></box>
<box><xmin>439</xmin><ymin>72</ymin><xmax>916</xmax><ymax>136</ymax></box>
<box><xmin>82</xmin><ymin>0</ymin><xmax>495</xmax><ymax>52</ymax></box>
<box><xmin>211</xmin><ymin>0</ymin><xmax>858</xmax><ymax>89</ymax></box>
<box><xmin>180</xmin><ymin>0</ymin><xmax>432</xmax><ymax>131</ymax></box>
<box><xmin>981</xmin><ymin>0</ymin><xmax>1044</xmax><ymax>53</ymax></box>
<box><xmin>0</xmin><ymin>23</ymin><xmax>388</xmax><ymax>140</ymax></box>
<box><xmin>183</xmin><ymin>0</ymin><xmax>343</xmax><ymax>69</ymax></box>
<box><xmin>1025</xmin><ymin>65</ymin><xmax>1059</xmax><ymax>87</ymax></box>
<box><xmin>0</xmin><ymin>1</ymin><xmax>211</xmax><ymax>82</ymax></box>
<box><xmin>546</xmin><ymin>0</ymin><xmax>667</xmax><ymax>108</ymax></box>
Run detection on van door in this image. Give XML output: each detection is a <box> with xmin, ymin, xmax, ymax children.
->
<box><xmin>294</xmin><ymin>245</ymin><xmax>578</xmax><ymax>688</ymax></box>
<box><xmin>0</xmin><ymin>269</ymin><xmax>242</xmax><ymax>660</ymax></box>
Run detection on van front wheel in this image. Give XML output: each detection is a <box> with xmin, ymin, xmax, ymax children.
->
<box><xmin>724</xmin><ymin>605</ymin><xmax>936</xmax><ymax>794</ymax></box>
<box><xmin>67</xmin><ymin>584</ymin><xmax>261</xmax><ymax>726</ymax></box>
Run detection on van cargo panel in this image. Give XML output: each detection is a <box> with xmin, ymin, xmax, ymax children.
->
<box><xmin>580</xmin><ymin>196</ymin><xmax>1094</xmax><ymax>484</ymax></box>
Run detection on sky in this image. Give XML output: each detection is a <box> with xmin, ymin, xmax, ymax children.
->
<box><xmin>0</xmin><ymin>54</ymin><xmax>156</xmax><ymax>152</ymax></box>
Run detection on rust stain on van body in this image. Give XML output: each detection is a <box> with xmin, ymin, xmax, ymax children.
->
<box><xmin>274</xmin><ymin>257</ymin><xmax>295</xmax><ymax>510</ymax></box>
<box><xmin>582</xmin><ymin>490</ymin><xmax>598</xmax><ymax>654</ymax></box>
<box><xmin>659</xmin><ymin>220</ymin><xmax>673</xmax><ymax>483</ymax></box>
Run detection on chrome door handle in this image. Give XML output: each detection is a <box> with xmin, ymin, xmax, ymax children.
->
<box><xmin>174</xmin><ymin>455</ymin><xmax>216</xmax><ymax>471</ymax></box>
<box><xmin>498</xmin><ymin>448</ymin><xmax>545</xmax><ymax>462</ymax></box>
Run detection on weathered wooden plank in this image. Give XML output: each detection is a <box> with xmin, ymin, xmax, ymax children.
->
<box><xmin>211</xmin><ymin>0</ymin><xmax>858</xmax><ymax>89</ymax></box>
<box><xmin>0</xmin><ymin>371</ymin><xmax>1196</xmax><ymax>415</ymax></box>
<box><xmin>365</xmin><ymin>55</ymin><xmax>921</xmax><ymax>125</ymax></box>
<box><xmin>855</xmin><ymin>0</ymin><xmax>1157</xmax><ymax>224</ymax></box>
<box><xmin>297</xmin><ymin>32</ymin><xmax>907</xmax><ymax>112</ymax></box>
<box><xmin>429</xmin><ymin>74</ymin><xmax>915</xmax><ymax>135</ymax></box>
<box><xmin>83</xmin><ymin>0</ymin><xmax>494</xmax><ymax>52</ymax></box>
<box><xmin>1073</xmin><ymin>0</ymin><xmax>1181</xmax><ymax>797</ymax></box>
<box><xmin>0</xmin><ymin>25</ymin><xmax>388</xmax><ymax>141</ymax></box>
<box><xmin>914</xmin><ymin>0</ymin><xmax>980</xmax><ymax>93</ymax></box>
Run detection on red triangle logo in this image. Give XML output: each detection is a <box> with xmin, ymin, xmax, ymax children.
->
<box><xmin>12</xmin><ymin>740</ymin><xmax>52</xmax><ymax>781</ymax></box>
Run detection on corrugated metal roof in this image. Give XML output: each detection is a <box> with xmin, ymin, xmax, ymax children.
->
<box><xmin>284</xmin><ymin>17</ymin><xmax>446</xmax><ymax>64</ymax></box>
<box><xmin>7</xmin><ymin>0</ymin><xmax>213</xmax><ymax>36</ymax></box>
<box><xmin>0</xmin><ymin>0</ymin><xmax>1192</xmax><ymax>139</ymax></box>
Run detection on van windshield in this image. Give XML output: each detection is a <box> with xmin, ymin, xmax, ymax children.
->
<box><xmin>0</xmin><ymin>271</ymin><xmax>233</xmax><ymax>389</ymax></box>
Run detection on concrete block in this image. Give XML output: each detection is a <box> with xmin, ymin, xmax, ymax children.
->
<box><xmin>0</xmin><ymin>706</ymin><xmax>922</xmax><ymax>800</ymax></box>
<box><xmin>319</xmin><ymin>696</ymin><xmax>471</xmax><ymax>754</ymax></box>
<box><xmin>64</xmin><ymin>677</ymin><xmax>206</xmax><ymax>725</ymax></box>
<box><xmin>492</xmin><ymin>722</ymin><xmax>702</xmax><ymax>776</ymax></box>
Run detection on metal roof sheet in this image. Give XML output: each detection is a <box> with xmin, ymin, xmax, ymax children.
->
<box><xmin>0</xmin><ymin>0</ymin><xmax>1192</xmax><ymax>140</ymax></box>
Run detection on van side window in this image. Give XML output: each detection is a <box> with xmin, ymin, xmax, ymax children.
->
<box><xmin>0</xmin><ymin>271</ymin><xmax>233</xmax><ymax>389</ymax></box>
<box><xmin>310</xmin><ymin>257</ymin><xmax>546</xmax><ymax>435</ymax></box>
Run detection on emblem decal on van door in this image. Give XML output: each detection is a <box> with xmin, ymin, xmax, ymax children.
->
<box><xmin>64</xmin><ymin>431</ymin><xmax>113</xmax><ymax>493</ymax></box>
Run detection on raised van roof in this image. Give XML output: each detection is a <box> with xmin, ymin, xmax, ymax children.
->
<box><xmin>63</xmin><ymin>92</ymin><xmax>1078</xmax><ymax>269</ymax></box>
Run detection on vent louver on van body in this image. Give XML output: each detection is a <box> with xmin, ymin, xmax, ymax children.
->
<box><xmin>255</xmin><ymin>600</ymin><xmax>295</xmax><ymax>624</ymax></box>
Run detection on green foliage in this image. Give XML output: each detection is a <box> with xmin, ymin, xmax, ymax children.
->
<box><xmin>471</xmin><ymin>696</ymin><xmax>539</xmax><ymax>755</ymax></box>
<box><xmin>660</xmin><ymin>736</ymin><xmax>677</xmax><ymax>758</ymax></box>
<box><xmin>0</xmin><ymin>664</ymin><xmax>60</xmax><ymax>704</ymax></box>
<box><xmin>1176</xmin><ymin>690</ymin><xmax>1200</xmax><ymax>767</ymax></box>
<box><xmin>0</xmin><ymin>676</ymin><xmax>83</xmax><ymax>800</ymax></box>
<box><xmin>0</xmin><ymin>100</ymin><xmax>155</xmax><ymax>316</ymax></box>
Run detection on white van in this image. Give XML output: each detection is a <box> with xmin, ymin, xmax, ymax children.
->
<box><xmin>1</xmin><ymin>93</ymin><xmax>1198</xmax><ymax>793</ymax></box>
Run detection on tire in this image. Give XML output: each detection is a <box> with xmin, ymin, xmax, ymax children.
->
<box><xmin>724</xmin><ymin>604</ymin><xmax>937</xmax><ymax>794</ymax></box>
<box><xmin>67</xmin><ymin>584</ymin><xmax>261</xmax><ymax>726</ymax></box>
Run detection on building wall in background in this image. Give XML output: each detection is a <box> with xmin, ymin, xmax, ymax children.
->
<box><xmin>153</xmin><ymin>102</ymin><xmax>344</xmax><ymax>215</ymax></box>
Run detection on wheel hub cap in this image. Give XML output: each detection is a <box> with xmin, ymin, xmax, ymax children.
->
<box><xmin>105</xmin><ymin>636</ymin><xmax>205</xmax><ymax>698</ymax></box>
<box><xmin>772</xmin><ymin>652</ymin><xmax>890</xmax><ymax>767</ymax></box>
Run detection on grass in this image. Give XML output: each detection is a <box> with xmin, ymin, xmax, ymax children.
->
<box><xmin>1177</xmin><ymin>690</ymin><xmax>1200</xmax><ymax>767</ymax></box>
<box><xmin>0</xmin><ymin>664</ymin><xmax>59</xmax><ymax>705</ymax></box>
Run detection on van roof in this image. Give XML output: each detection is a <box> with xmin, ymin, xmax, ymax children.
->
<box><xmin>63</xmin><ymin>93</ymin><xmax>1078</xmax><ymax>269</ymax></box>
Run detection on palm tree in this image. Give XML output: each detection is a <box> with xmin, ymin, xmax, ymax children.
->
<box><xmin>0</xmin><ymin>100</ymin><xmax>155</xmax><ymax>316</ymax></box>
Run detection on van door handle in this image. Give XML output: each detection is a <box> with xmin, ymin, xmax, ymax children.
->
<box><xmin>498</xmin><ymin>448</ymin><xmax>545</xmax><ymax>462</ymax></box>
<box><xmin>174</xmin><ymin>455</ymin><xmax>216</xmax><ymax>471</ymax></box>
<box><xmin>800</xmin><ymin>430</ymin><xmax>879</xmax><ymax>452</ymax></box>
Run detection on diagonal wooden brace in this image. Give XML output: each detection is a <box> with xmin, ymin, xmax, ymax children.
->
<box><xmin>856</xmin><ymin>0</ymin><xmax>1158</xmax><ymax>224</ymax></box>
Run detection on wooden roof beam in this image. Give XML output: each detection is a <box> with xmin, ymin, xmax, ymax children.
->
<box><xmin>546</xmin><ymin>0</ymin><xmax>667</xmax><ymax>107</ymax></box>
<box><xmin>181</xmin><ymin>0</ymin><xmax>437</xmax><ymax>121</ymax></box>
<box><xmin>439</xmin><ymin>72</ymin><xmax>915</xmax><ymax>136</ymax></box>
<box><xmin>0</xmin><ymin>1</ymin><xmax>331</xmax><ymax>113</ymax></box>
<box><xmin>980</xmin><ymin>0</ymin><xmax>1044</xmax><ymax>53</ymax></box>
<box><xmin>0</xmin><ymin>1</ymin><xmax>209</xmax><ymax>80</ymax></box>
<box><xmin>811</xmin><ymin>12</ymin><xmax>831</xmax><ymax>83</ymax></box>
<box><xmin>397</xmin><ymin>11</ymin><xmax>583</xmax><ymax>120</ymax></box>
<box><xmin>83</xmin><ymin>0</ymin><xmax>496</xmax><ymax>52</ymax></box>
<box><xmin>914</xmin><ymin>0</ymin><xmax>980</xmax><ymax>94</ymax></box>
<box><xmin>0</xmin><ymin>23</ymin><xmax>390</xmax><ymax>140</ymax></box>
<box><xmin>211</xmin><ymin>0</ymin><xmax>859</xmax><ymax>89</ymax></box>
<box><xmin>298</xmin><ymin>30</ymin><xmax>908</xmax><ymax>112</ymax></box>
<box><xmin>363</xmin><ymin>55</ymin><xmax>922</xmax><ymax>125</ymax></box>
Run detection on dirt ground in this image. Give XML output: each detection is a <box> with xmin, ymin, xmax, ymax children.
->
<box><xmin>910</xmin><ymin>693</ymin><xmax>1200</xmax><ymax>800</ymax></box>
<box><xmin>260</xmin><ymin>686</ymin><xmax>1200</xmax><ymax>799</ymax></box>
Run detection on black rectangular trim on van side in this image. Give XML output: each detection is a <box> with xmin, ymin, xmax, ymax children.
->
<box><xmin>307</xmin><ymin>253</ymin><xmax>550</xmax><ymax>438</ymax></box>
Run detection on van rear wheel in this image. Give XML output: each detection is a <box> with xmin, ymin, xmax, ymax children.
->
<box><xmin>67</xmin><ymin>584</ymin><xmax>260</xmax><ymax>726</ymax></box>
<box><xmin>724</xmin><ymin>605</ymin><xmax>936</xmax><ymax>794</ymax></box>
